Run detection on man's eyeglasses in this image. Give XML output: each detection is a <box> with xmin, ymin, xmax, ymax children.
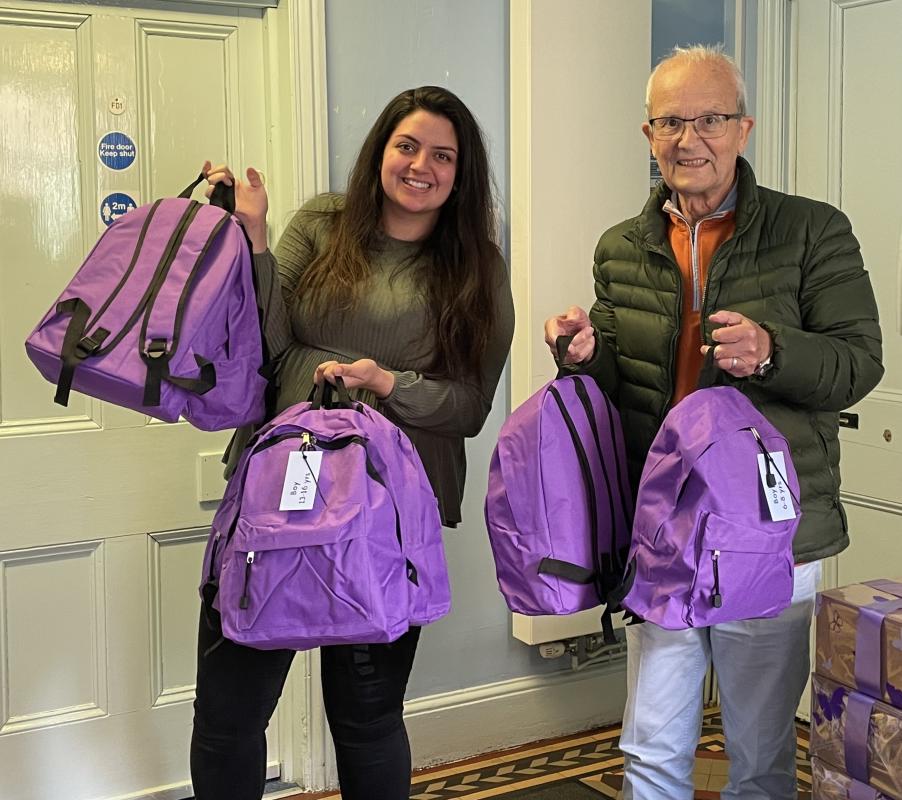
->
<box><xmin>648</xmin><ymin>113</ymin><xmax>744</xmax><ymax>140</ymax></box>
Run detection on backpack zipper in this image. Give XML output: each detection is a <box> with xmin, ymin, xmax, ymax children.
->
<box><xmin>749</xmin><ymin>427</ymin><xmax>776</xmax><ymax>487</ymax></box>
<box><xmin>747</xmin><ymin>426</ymin><xmax>801</xmax><ymax>509</ymax></box>
<box><xmin>251</xmin><ymin>429</ymin><xmax>354</xmax><ymax>455</ymax></box>
<box><xmin>711</xmin><ymin>549</ymin><xmax>722</xmax><ymax>608</ymax></box>
<box><xmin>239</xmin><ymin>551</ymin><xmax>255</xmax><ymax>609</ymax></box>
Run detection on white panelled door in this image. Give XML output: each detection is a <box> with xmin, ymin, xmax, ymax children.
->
<box><xmin>0</xmin><ymin>2</ymin><xmax>276</xmax><ymax>798</ymax></box>
<box><xmin>795</xmin><ymin>3</ymin><xmax>902</xmax><ymax>585</ymax></box>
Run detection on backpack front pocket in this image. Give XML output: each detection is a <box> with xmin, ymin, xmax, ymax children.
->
<box><xmin>218</xmin><ymin>502</ymin><xmax>406</xmax><ymax>648</ymax></box>
<box><xmin>685</xmin><ymin>511</ymin><xmax>795</xmax><ymax>627</ymax></box>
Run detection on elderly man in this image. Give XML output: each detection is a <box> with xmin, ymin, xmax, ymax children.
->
<box><xmin>545</xmin><ymin>46</ymin><xmax>883</xmax><ymax>799</ymax></box>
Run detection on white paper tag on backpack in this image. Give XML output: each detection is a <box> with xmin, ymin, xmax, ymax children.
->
<box><xmin>756</xmin><ymin>451</ymin><xmax>796</xmax><ymax>521</ymax></box>
<box><xmin>279</xmin><ymin>451</ymin><xmax>323</xmax><ymax>511</ymax></box>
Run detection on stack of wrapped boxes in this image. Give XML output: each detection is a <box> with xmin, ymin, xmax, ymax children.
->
<box><xmin>811</xmin><ymin>578</ymin><xmax>902</xmax><ymax>799</ymax></box>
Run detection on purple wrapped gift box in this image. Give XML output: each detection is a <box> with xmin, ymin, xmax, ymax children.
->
<box><xmin>812</xmin><ymin>757</ymin><xmax>893</xmax><ymax>800</ymax></box>
<box><xmin>816</xmin><ymin>579</ymin><xmax>902</xmax><ymax>708</ymax></box>
<box><xmin>810</xmin><ymin>673</ymin><xmax>902</xmax><ymax>800</ymax></box>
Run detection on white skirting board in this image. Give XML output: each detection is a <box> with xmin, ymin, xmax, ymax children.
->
<box><xmin>97</xmin><ymin>765</ymin><xmax>282</xmax><ymax>800</ymax></box>
<box><xmin>405</xmin><ymin>660</ymin><xmax>628</xmax><ymax>767</ymax></box>
<box><xmin>101</xmin><ymin>662</ymin><xmax>629</xmax><ymax>797</ymax></box>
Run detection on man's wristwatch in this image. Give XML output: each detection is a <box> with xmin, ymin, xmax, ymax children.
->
<box><xmin>753</xmin><ymin>354</ymin><xmax>773</xmax><ymax>377</ymax></box>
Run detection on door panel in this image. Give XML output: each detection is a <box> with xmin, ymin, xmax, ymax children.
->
<box><xmin>0</xmin><ymin>3</ymin><xmax>275</xmax><ymax>798</ymax></box>
<box><xmin>1</xmin><ymin>10</ymin><xmax>92</xmax><ymax>425</ymax></box>
<box><xmin>794</xmin><ymin>0</ymin><xmax>902</xmax><ymax>719</ymax></box>
<box><xmin>796</xmin><ymin>0</ymin><xmax>902</xmax><ymax>574</ymax></box>
<box><xmin>139</xmin><ymin>19</ymin><xmax>237</xmax><ymax>199</ymax></box>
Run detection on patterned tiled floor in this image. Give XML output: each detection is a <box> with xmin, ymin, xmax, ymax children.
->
<box><xmin>301</xmin><ymin>708</ymin><xmax>813</xmax><ymax>799</ymax></box>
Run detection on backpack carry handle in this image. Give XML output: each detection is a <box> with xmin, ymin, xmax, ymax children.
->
<box><xmin>310</xmin><ymin>376</ymin><xmax>354</xmax><ymax>410</ymax></box>
<box><xmin>179</xmin><ymin>172</ymin><xmax>236</xmax><ymax>215</ymax></box>
<box><xmin>696</xmin><ymin>345</ymin><xmax>730</xmax><ymax>389</ymax></box>
<box><xmin>553</xmin><ymin>335</ymin><xmax>575</xmax><ymax>379</ymax></box>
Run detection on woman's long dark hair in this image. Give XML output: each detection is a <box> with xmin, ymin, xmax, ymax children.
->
<box><xmin>298</xmin><ymin>86</ymin><xmax>501</xmax><ymax>381</ymax></box>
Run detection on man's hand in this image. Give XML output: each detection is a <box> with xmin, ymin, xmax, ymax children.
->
<box><xmin>702</xmin><ymin>310</ymin><xmax>773</xmax><ymax>377</ymax></box>
<box><xmin>543</xmin><ymin>306</ymin><xmax>595</xmax><ymax>365</ymax></box>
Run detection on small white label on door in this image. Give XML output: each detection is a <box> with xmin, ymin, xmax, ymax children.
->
<box><xmin>279</xmin><ymin>451</ymin><xmax>322</xmax><ymax>511</ymax></box>
<box><xmin>757</xmin><ymin>451</ymin><xmax>796</xmax><ymax>521</ymax></box>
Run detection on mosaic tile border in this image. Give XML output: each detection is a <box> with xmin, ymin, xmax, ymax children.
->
<box><xmin>304</xmin><ymin>708</ymin><xmax>813</xmax><ymax>799</ymax></box>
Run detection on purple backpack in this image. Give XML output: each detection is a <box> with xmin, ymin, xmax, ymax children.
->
<box><xmin>621</xmin><ymin>385</ymin><xmax>802</xmax><ymax>629</ymax></box>
<box><xmin>200</xmin><ymin>380</ymin><xmax>451</xmax><ymax>650</ymax></box>
<box><xmin>485</xmin><ymin>338</ymin><xmax>633</xmax><ymax>643</ymax></box>
<box><xmin>25</xmin><ymin>177</ymin><xmax>267</xmax><ymax>431</ymax></box>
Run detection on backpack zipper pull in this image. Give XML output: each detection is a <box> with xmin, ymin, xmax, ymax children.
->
<box><xmin>299</xmin><ymin>435</ymin><xmax>327</xmax><ymax>507</ymax></box>
<box><xmin>207</xmin><ymin>530</ymin><xmax>221</xmax><ymax>583</ymax></box>
<box><xmin>239</xmin><ymin>551</ymin><xmax>255</xmax><ymax>610</ymax></box>
<box><xmin>750</xmin><ymin>427</ymin><xmax>777</xmax><ymax>487</ymax></box>
<box><xmin>711</xmin><ymin>550</ymin><xmax>723</xmax><ymax>608</ymax></box>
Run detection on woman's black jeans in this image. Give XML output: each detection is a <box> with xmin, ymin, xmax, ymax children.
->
<box><xmin>190</xmin><ymin>597</ymin><xmax>421</xmax><ymax>800</ymax></box>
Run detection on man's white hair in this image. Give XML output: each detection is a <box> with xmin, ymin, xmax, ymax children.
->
<box><xmin>645</xmin><ymin>44</ymin><xmax>748</xmax><ymax>117</ymax></box>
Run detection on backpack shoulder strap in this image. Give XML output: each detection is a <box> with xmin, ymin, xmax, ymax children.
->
<box><xmin>139</xmin><ymin>204</ymin><xmax>233</xmax><ymax>405</ymax></box>
<box><xmin>52</xmin><ymin>201</ymin><xmax>164</xmax><ymax>405</ymax></box>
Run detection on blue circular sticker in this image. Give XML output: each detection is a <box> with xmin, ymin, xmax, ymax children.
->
<box><xmin>98</xmin><ymin>132</ymin><xmax>137</xmax><ymax>170</ymax></box>
<box><xmin>100</xmin><ymin>193</ymin><xmax>138</xmax><ymax>226</ymax></box>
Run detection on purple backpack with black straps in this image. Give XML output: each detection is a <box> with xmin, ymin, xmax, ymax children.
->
<box><xmin>25</xmin><ymin>176</ymin><xmax>267</xmax><ymax>431</ymax></box>
<box><xmin>201</xmin><ymin>380</ymin><xmax>451</xmax><ymax>650</ymax></box>
<box><xmin>621</xmin><ymin>385</ymin><xmax>802</xmax><ymax>630</ymax></box>
<box><xmin>484</xmin><ymin>338</ymin><xmax>633</xmax><ymax>641</ymax></box>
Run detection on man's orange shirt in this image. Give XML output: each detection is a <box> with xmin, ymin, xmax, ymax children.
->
<box><xmin>666</xmin><ymin>205</ymin><xmax>736</xmax><ymax>404</ymax></box>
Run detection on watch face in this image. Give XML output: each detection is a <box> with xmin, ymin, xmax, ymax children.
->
<box><xmin>755</xmin><ymin>359</ymin><xmax>773</xmax><ymax>377</ymax></box>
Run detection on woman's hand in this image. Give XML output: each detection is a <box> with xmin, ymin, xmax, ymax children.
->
<box><xmin>202</xmin><ymin>160</ymin><xmax>269</xmax><ymax>253</ymax></box>
<box><xmin>314</xmin><ymin>359</ymin><xmax>396</xmax><ymax>399</ymax></box>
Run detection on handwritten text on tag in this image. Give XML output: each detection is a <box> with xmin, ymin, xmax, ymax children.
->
<box><xmin>279</xmin><ymin>450</ymin><xmax>323</xmax><ymax>511</ymax></box>
<box><xmin>756</xmin><ymin>451</ymin><xmax>796</xmax><ymax>522</ymax></box>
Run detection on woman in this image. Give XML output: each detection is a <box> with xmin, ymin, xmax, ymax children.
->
<box><xmin>191</xmin><ymin>86</ymin><xmax>514</xmax><ymax>800</ymax></box>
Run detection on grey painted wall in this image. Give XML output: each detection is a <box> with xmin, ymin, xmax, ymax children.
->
<box><xmin>652</xmin><ymin>0</ymin><xmax>726</xmax><ymax>65</ymax></box>
<box><xmin>324</xmin><ymin>0</ymin><xmax>560</xmax><ymax>699</ymax></box>
<box><xmin>650</xmin><ymin>0</ymin><xmax>756</xmax><ymax>178</ymax></box>
<box><xmin>322</xmin><ymin>0</ymin><xmax>757</xmax><ymax>699</ymax></box>
<box><xmin>325</xmin><ymin>0</ymin><xmax>509</xmax><ymax>227</ymax></box>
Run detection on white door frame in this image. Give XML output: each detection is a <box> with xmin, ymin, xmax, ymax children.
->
<box><xmin>753</xmin><ymin>0</ymin><xmax>886</xmax><ymax>595</ymax></box>
<box><xmin>507</xmin><ymin>0</ymin><xmax>652</xmax><ymax>407</ymax></box>
<box><xmin>257</xmin><ymin>0</ymin><xmax>334</xmax><ymax>790</ymax></box>
<box><xmin>753</xmin><ymin>0</ymin><xmax>794</xmax><ymax>193</ymax></box>
<box><xmin>754</xmin><ymin>1</ymin><xmax>902</xmax><ymax>724</ymax></box>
